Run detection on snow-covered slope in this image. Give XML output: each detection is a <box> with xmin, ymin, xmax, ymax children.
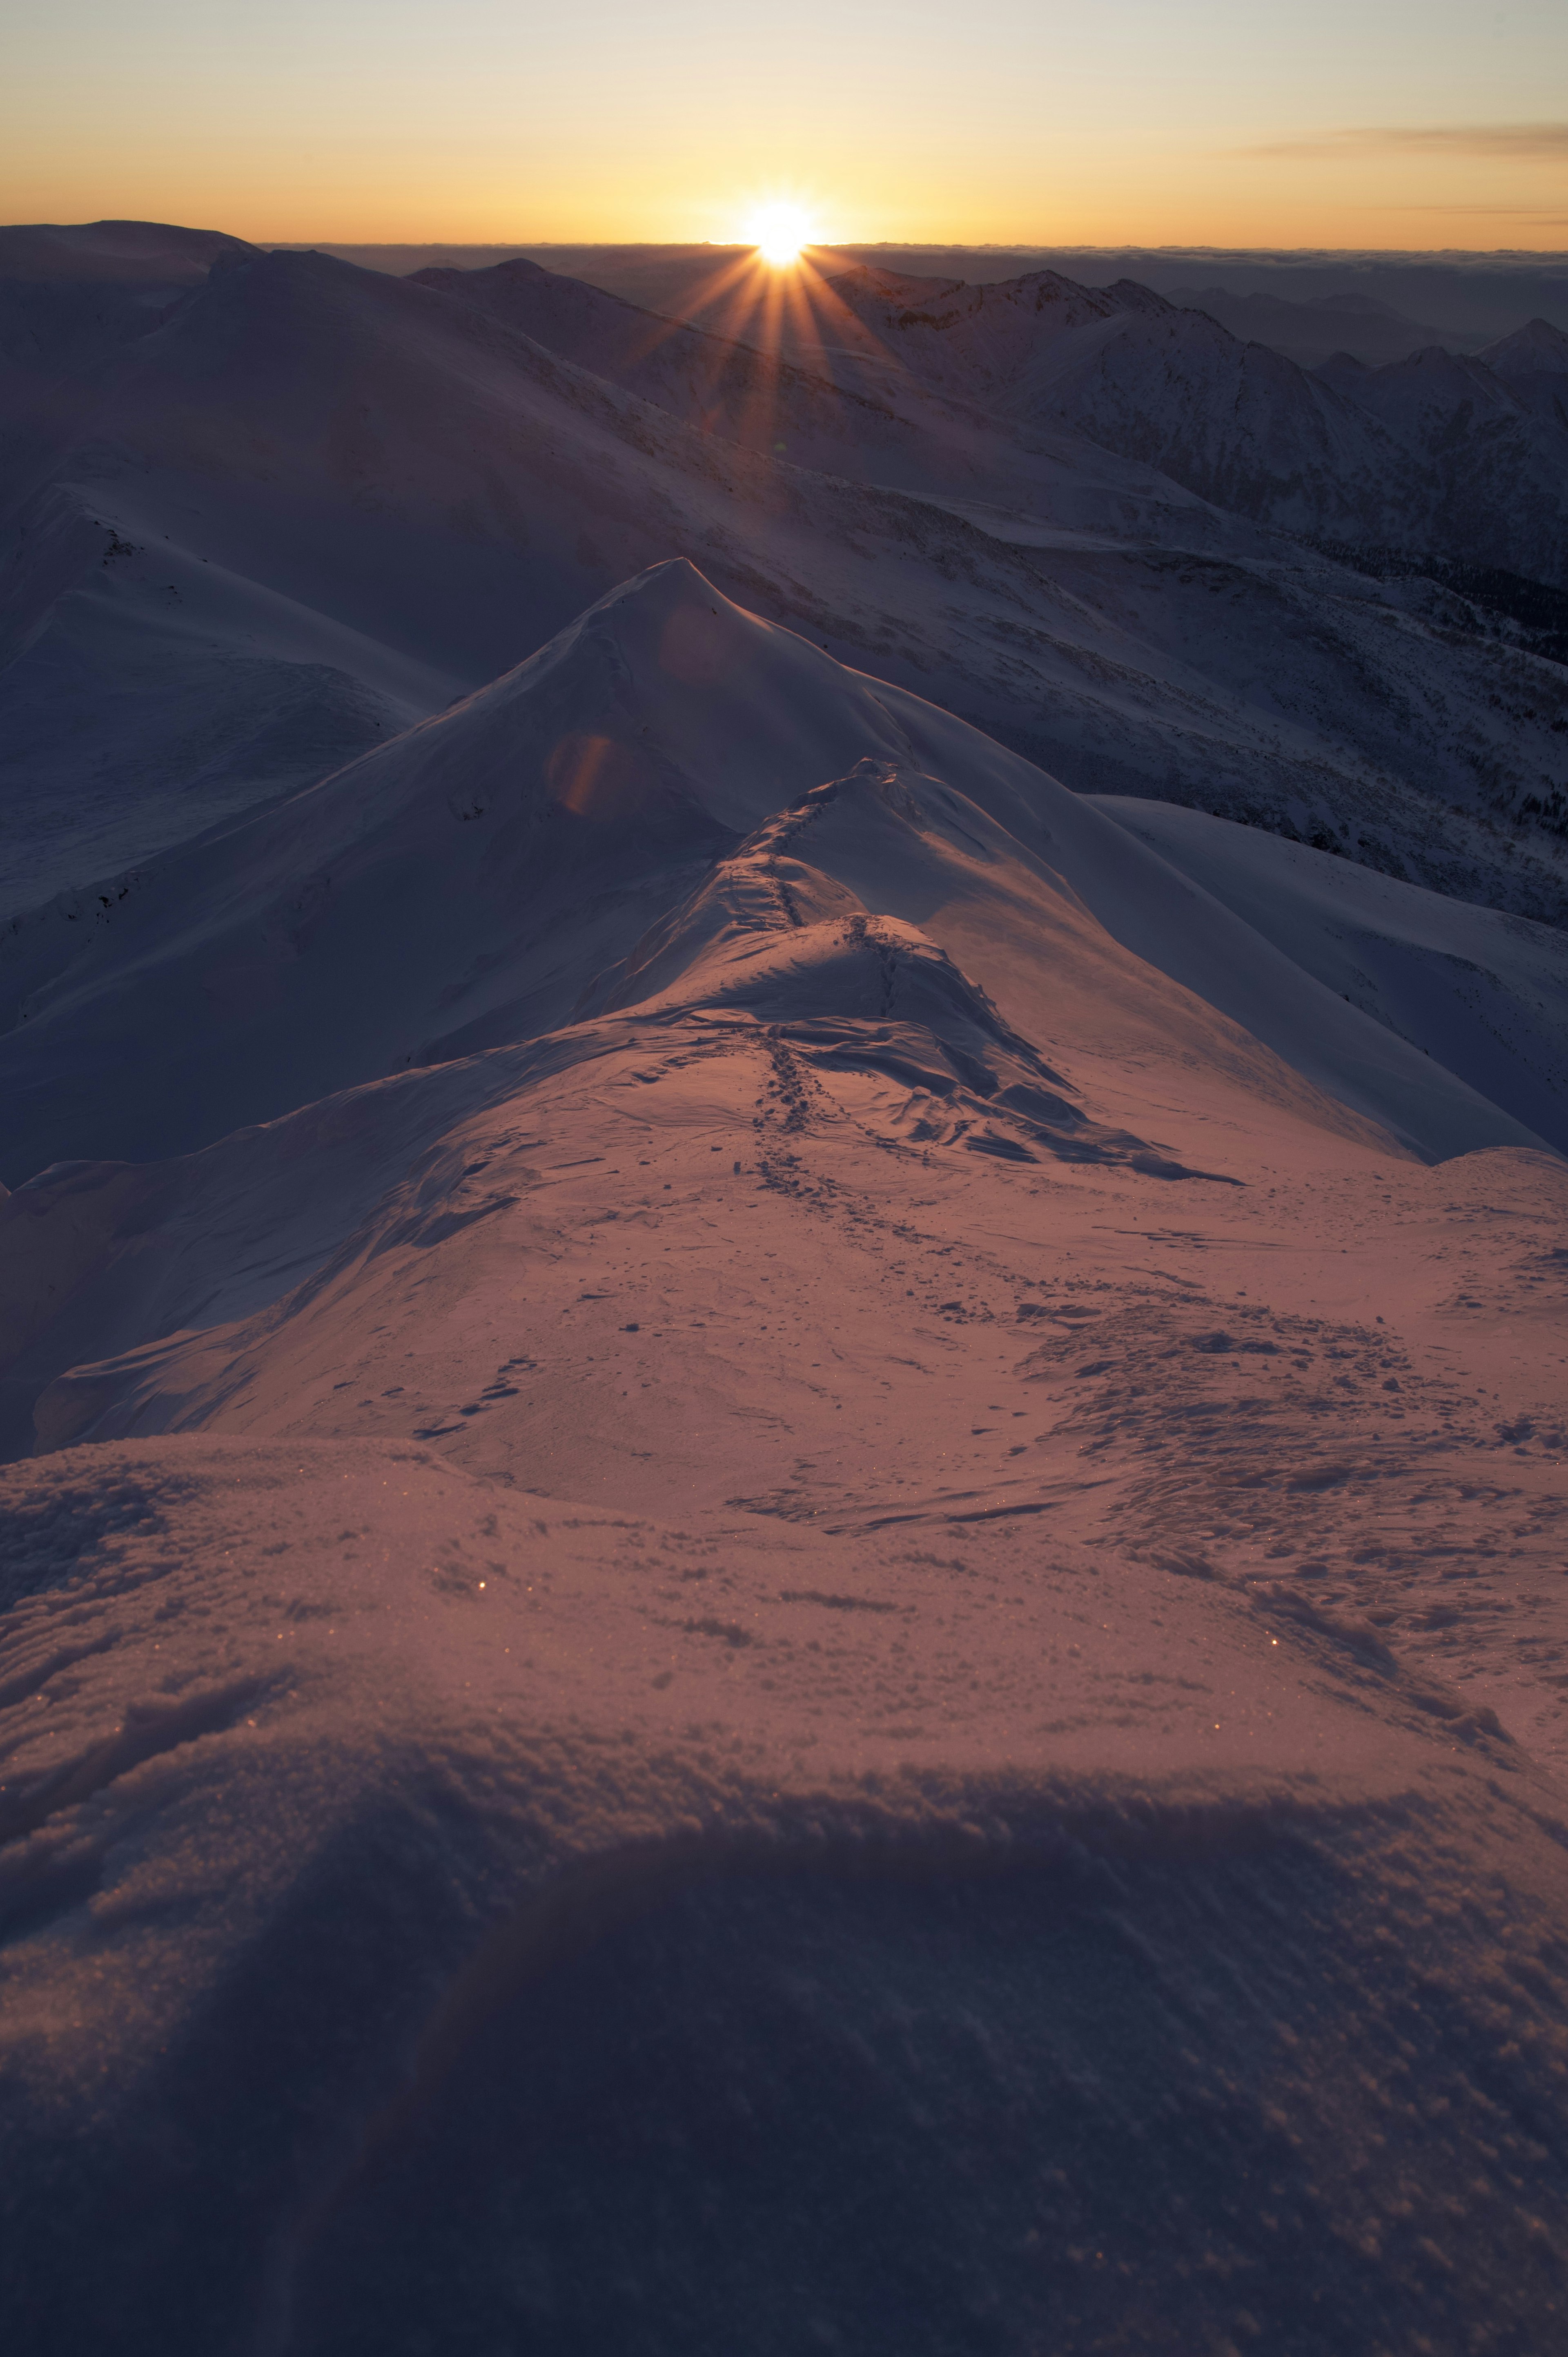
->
<box><xmin>0</xmin><ymin>223</ymin><xmax>258</xmax><ymax>517</ymax></box>
<box><xmin>0</xmin><ymin>219</ymin><xmax>253</xmax><ymax>390</ymax></box>
<box><xmin>778</xmin><ymin>268</ymin><xmax>1421</xmax><ymax>529</ymax></box>
<box><xmin>1480</xmin><ymin>316</ymin><xmax>1568</xmax><ymax>421</ymax></box>
<box><xmin>3</xmin><ymin>341</ymin><xmax>1568</xmax><ymax>2343</ymax></box>
<box><xmin>408</xmin><ymin>255</ymin><xmax>1254</xmax><ymax>551</ymax></box>
<box><xmin>0</xmin><ymin>219</ymin><xmax>252</xmax><ymax>283</ymax></box>
<box><xmin>791</xmin><ymin>264</ymin><xmax>1568</xmax><ymax>588</ymax></box>
<box><xmin>1091</xmin><ymin>797</ymin><xmax>1568</xmax><ymax>1152</ymax></box>
<box><xmin>5</xmin><ymin>1405</ymin><xmax>1568</xmax><ymax>2357</ymax></box>
<box><xmin>6</xmin><ymin>720</ymin><xmax>1568</xmax><ymax>2343</ymax></box>
<box><xmin>0</xmin><ymin>562</ymin><xmax>1539</xmax><ymax>1185</ymax></box>
<box><xmin>1320</xmin><ymin>343</ymin><xmax>1568</xmax><ymax>585</ymax></box>
<box><xmin>4</xmin><ymin>1423</ymin><xmax>1568</xmax><ymax>2357</ymax></box>
<box><xmin>5</xmin><ymin>240</ymin><xmax>1567</xmax><ymax>928</ymax></box>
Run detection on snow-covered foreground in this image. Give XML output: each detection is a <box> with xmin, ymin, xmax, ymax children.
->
<box><xmin>5</xmin><ymin>1436</ymin><xmax>1568</xmax><ymax>2354</ymax></box>
<box><xmin>4</xmin><ymin>550</ymin><xmax>1568</xmax><ymax>2350</ymax></box>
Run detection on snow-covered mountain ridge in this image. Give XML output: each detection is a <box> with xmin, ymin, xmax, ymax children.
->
<box><xmin>5</xmin><ymin>560</ymin><xmax>1539</xmax><ymax>1191</ymax></box>
<box><xmin>3</xmin><ymin>230</ymin><xmax>1567</xmax><ymax>936</ymax></box>
<box><xmin>4</xmin><ymin>565</ymin><xmax>1568</xmax><ymax>2347</ymax></box>
<box><xmin>4</xmin><ymin>227</ymin><xmax>1568</xmax><ymax>2352</ymax></box>
<box><xmin>782</xmin><ymin>263</ymin><xmax>1568</xmax><ymax>589</ymax></box>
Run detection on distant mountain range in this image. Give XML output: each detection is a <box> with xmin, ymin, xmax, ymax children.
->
<box><xmin>292</xmin><ymin>239</ymin><xmax>1568</xmax><ymax>345</ymax></box>
<box><xmin>1161</xmin><ymin>285</ymin><xmax>1490</xmax><ymax>368</ymax></box>
<box><xmin>2</xmin><ymin>219</ymin><xmax>1566</xmax><ymax>947</ymax></box>
<box><xmin>746</xmin><ymin>262</ymin><xmax>1568</xmax><ymax>582</ymax></box>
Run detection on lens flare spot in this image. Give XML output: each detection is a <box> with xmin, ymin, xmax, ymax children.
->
<box><xmin>546</xmin><ymin>732</ymin><xmax>639</xmax><ymax>817</ymax></box>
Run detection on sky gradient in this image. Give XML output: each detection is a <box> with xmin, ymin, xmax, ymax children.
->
<box><xmin>4</xmin><ymin>0</ymin><xmax>1566</xmax><ymax>248</ymax></box>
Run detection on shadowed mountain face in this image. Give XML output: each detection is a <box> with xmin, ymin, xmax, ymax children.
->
<box><xmin>0</xmin><ymin>221</ymin><xmax>258</xmax><ymax>423</ymax></box>
<box><xmin>7</xmin><ymin>560</ymin><xmax>1530</xmax><ymax>1186</ymax></box>
<box><xmin>0</xmin><ymin>220</ymin><xmax>253</xmax><ymax>282</ymax></box>
<box><xmin>3</xmin><ymin>237</ymin><xmax>1566</xmax><ymax>938</ymax></box>
<box><xmin>405</xmin><ymin>254</ymin><xmax>1255</xmax><ymax>544</ymax></box>
<box><xmin>1474</xmin><ymin>316</ymin><xmax>1568</xmax><ymax>425</ymax></box>
<box><xmin>757</xmin><ymin>264</ymin><xmax>1568</xmax><ymax>589</ymax></box>
<box><xmin>1165</xmin><ymin>285</ymin><xmax>1490</xmax><ymax>369</ymax></box>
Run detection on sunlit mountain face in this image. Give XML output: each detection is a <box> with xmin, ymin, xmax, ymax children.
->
<box><xmin>3</xmin><ymin>215</ymin><xmax>1568</xmax><ymax>2357</ymax></box>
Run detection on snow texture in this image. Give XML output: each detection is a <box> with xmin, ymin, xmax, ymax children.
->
<box><xmin>2</xmin><ymin>225</ymin><xmax>1568</xmax><ymax>2356</ymax></box>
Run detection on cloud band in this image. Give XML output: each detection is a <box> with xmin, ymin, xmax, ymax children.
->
<box><xmin>1239</xmin><ymin>123</ymin><xmax>1568</xmax><ymax>162</ymax></box>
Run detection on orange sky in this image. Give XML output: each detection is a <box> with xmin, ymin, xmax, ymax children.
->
<box><xmin>4</xmin><ymin>0</ymin><xmax>1566</xmax><ymax>250</ymax></box>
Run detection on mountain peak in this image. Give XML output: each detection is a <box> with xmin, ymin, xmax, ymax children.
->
<box><xmin>1478</xmin><ymin>315</ymin><xmax>1568</xmax><ymax>375</ymax></box>
<box><xmin>1102</xmin><ymin>277</ymin><xmax>1175</xmax><ymax>318</ymax></box>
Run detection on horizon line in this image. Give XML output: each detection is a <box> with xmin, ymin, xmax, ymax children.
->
<box><xmin>260</xmin><ymin>237</ymin><xmax>1568</xmax><ymax>261</ymax></box>
<box><xmin>13</xmin><ymin>221</ymin><xmax>1568</xmax><ymax>263</ymax></box>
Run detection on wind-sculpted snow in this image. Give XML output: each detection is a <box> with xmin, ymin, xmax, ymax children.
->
<box><xmin>3</xmin><ymin>1412</ymin><xmax>1568</xmax><ymax>2348</ymax></box>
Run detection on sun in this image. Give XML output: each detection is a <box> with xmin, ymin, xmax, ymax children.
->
<box><xmin>748</xmin><ymin>202</ymin><xmax>813</xmax><ymax>267</ymax></box>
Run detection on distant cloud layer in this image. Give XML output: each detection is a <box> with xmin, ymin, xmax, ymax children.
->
<box><xmin>1242</xmin><ymin>123</ymin><xmax>1568</xmax><ymax>161</ymax></box>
